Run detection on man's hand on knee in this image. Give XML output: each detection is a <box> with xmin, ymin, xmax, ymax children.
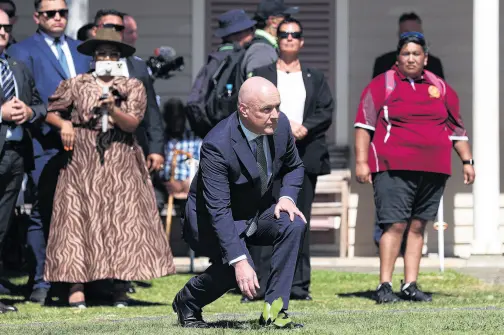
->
<box><xmin>233</xmin><ymin>259</ymin><xmax>260</xmax><ymax>299</ymax></box>
<box><xmin>274</xmin><ymin>197</ymin><xmax>307</xmax><ymax>223</ymax></box>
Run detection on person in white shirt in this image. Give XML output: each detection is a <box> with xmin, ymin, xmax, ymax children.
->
<box><xmin>252</xmin><ymin>16</ymin><xmax>334</xmax><ymax>301</ymax></box>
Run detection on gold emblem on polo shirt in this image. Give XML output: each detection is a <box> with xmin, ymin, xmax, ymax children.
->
<box><xmin>428</xmin><ymin>85</ymin><xmax>440</xmax><ymax>98</ymax></box>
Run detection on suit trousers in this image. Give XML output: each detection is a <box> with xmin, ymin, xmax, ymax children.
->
<box><xmin>25</xmin><ymin>149</ymin><xmax>62</xmax><ymax>290</ymax></box>
<box><xmin>249</xmin><ymin>173</ymin><xmax>317</xmax><ymax>297</ymax></box>
<box><xmin>178</xmin><ymin>204</ymin><xmax>305</xmax><ymax>311</ymax></box>
<box><xmin>0</xmin><ymin>148</ymin><xmax>25</xmax><ymax>257</ymax></box>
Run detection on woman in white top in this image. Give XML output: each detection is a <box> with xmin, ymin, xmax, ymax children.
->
<box><xmin>249</xmin><ymin>16</ymin><xmax>335</xmax><ymax>301</ymax></box>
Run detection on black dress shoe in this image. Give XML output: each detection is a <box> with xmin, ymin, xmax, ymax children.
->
<box><xmin>0</xmin><ymin>283</ymin><xmax>11</xmax><ymax>295</ymax></box>
<box><xmin>29</xmin><ymin>288</ymin><xmax>49</xmax><ymax>305</ymax></box>
<box><xmin>172</xmin><ymin>292</ymin><xmax>209</xmax><ymax>328</ymax></box>
<box><xmin>0</xmin><ymin>301</ymin><xmax>17</xmax><ymax>313</ymax></box>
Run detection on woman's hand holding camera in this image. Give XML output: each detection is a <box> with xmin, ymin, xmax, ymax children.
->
<box><xmin>61</xmin><ymin>120</ymin><xmax>75</xmax><ymax>151</ymax></box>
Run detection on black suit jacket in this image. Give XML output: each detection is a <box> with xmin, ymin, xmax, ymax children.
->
<box><xmin>372</xmin><ymin>51</ymin><xmax>445</xmax><ymax>79</ymax></box>
<box><xmin>126</xmin><ymin>56</ymin><xmax>164</xmax><ymax>156</ymax></box>
<box><xmin>182</xmin><ymin>112</ymin><xmax>304</xmax><ymax>263</ymax></box>
<box><xmin>0</xmin><ymin>57</ymin><xmax>46</xmax><ymax>171</ymax></box>
<box><xmin>253</xmin><ymin>63</ymin><xmax>334</xmax><ymax>176</ymax></box>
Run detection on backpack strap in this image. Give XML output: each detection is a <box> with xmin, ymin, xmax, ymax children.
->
<box><xmin>423</xmin><ymin>69</ymin><xmax>446</xmax><ymax>98</ymax></box>
<box><xmin>384</xmin><ymin>69</ymin><xmax>396</xmax><ymax>101</ymax></box>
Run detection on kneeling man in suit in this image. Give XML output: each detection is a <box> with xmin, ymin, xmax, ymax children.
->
<box><xmin>173</xmin><ymin>77</ymin><xmax>306</xmax><ymax>329</ymax></box>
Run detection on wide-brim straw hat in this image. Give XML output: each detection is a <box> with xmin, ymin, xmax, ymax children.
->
<box><xmin>77</xmin><ymin>27</ymin><xmax>136</xmax><ymax>58</ymax></box>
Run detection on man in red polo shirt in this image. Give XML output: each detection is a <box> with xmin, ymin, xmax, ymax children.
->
<box><xmin>354</xmin><ymin>32</ymin><xmax>475</xmax><ymax>303</ymax></box>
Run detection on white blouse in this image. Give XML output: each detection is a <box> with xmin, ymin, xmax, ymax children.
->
<box><xmin>276</xmin><ymin>70</ymin><xmax>306</xmax><ymax>124</ymax></box>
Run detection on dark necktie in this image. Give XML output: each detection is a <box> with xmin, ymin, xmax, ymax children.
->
<box><xmin>253</xmin><ymin>136</ymin><xmax>268</xmax><ymax>195</ymax></box>
<box><xmin>55</xmin><ymin>37</ymin><xmax>71</xmax><ymax>79</ymax></box>
<box><xmin>0</xmin><ymin>59</ymin><xmax>15</xmax><ymax>102</ymax></box>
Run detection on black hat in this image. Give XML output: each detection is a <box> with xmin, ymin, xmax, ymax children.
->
<box><xmin>214</xmin><ymin>9</ymin><xmax>257</xmax><ymax>38</ymax></box>
<box><xmin>77</xmin><ymin>27</ymin><xmax>136</xmax><ymax>57</ymax></box>
<box><xmin>255</xmin><ymin>0</ymin><xmax>299</xmax><ymax>20</ymax></box>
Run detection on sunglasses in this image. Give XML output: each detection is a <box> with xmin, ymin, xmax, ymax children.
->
<box><xmin>278</xmin><ymin>31</ymin><xmax>302</xmax><ymax>39</ymax></box>
<box><xmin>95</xmin><ymin>50</ymin><xmax>121</xmax><ymax>59</ymax></box>
<box><xmin>0</xmin><ymin>24</ymin><xmax>13</xmax><ymax>33</ymax></box>
<box><xmin>98</xmin><ymin>23</ymin><xmax>125</xmax><ymax>32</ymax></box>
<box><xmin>38</xmin><ymin>9</ymin><xmax>69</xmax><ymax>19</ymax></box>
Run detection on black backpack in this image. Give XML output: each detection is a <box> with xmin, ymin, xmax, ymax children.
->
<box><xmin>186</xmin><ymin>43</ymin><xmax>247</xmax><ymax>138</ymax></box>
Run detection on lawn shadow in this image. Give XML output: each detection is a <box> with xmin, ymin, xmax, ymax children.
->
<box><xmin>43</xmin><ymin>297</ymin><xmax>168</xmax><ymax>308</ymax></box>
<box><xmin>207</xmin><ymin>319</ymin><xmax>258</xmax><ymax>330</ymax></box>
<box><xmin>337</xmin><ymin>290</ymin><xmax>456</xmax><ymax>302</ymax></box>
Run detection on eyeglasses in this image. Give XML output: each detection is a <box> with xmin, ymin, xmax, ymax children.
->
<box><xmin>0</xmin><ymin>24</ymin><xmax>13</xmax><ymax>33</ymax></box>
<box><xmin>278</xmin><ymin>31</ymin><xmax>302</xmax><ymax>39</ymax></box>
<box><xmin>97</xmin><ymin>23</ymin><xmax>125</xmax><ymax>32</ymax></box>
<box><xmin>38</xmin><ymin>9</ymin><xmax>69</xmax><ymax>19</ymax></box>
<box><xmin>95</xmin><ymin>50</ymin><xmax>121</xmax><ymax>59</ymax></box>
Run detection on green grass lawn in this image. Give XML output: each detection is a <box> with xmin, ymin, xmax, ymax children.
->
<box><xmin>1</xmin><ymin>269</ymin><xmax>504</xmax><ymax>334</ymax></box>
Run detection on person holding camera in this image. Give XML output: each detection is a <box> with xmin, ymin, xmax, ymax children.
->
<box><xmin>42</xmin><ymin>28</ymin><xmax>175</xmax><ymax>308</ymax></box>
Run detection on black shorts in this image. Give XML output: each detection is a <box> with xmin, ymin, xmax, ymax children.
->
<box><xmin>372</xmin><ymin>170</ymin><xmax>448</xmax><ymax>227</ymax></box>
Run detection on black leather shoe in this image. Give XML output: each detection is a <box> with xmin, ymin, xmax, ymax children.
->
<box><xmin>0</xmin><ymin>301</ymin><xmax>17</xmax><ymax>313</ymax></box>
<box><xmin>172</xmin><ymin>292</ymin><xmax>209</xmax><ymax>328</ymax></box>
<box><xmin>29</xmin><ymin>288</ymin><xmax>49</xmax><ymax>305</ymax></box>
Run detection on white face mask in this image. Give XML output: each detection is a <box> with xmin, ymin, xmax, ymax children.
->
<box><xmin>94</xmin><ymin>60</ymin><xmax>128</xmax><ymax>77</ymax></box>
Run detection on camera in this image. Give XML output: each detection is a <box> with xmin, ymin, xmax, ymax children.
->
<box><xmin>146</xmin><ymin>55</ymin><xmax>184</xmax><ymax>80</ymax></box>
<box><xmin>146</xmin><ymin>46</ymin><xmax>185</xmax><ymax>80</ymax></box>
<box><xmin>95</xmin><ymin>60</ymin><xmax>129</xmax><ymax>77</ymax></box>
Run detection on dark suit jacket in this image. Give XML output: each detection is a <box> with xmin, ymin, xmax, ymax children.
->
<box><xmin>126</xmin><ymin>56</ymin><xmax>164</xmax><ymax>156</ymax></box>
<box><xmin>7</xmin><ymin>31</ymin><xmax>91</xmax><ymax>156</ymax></box>
<box><xmin>253</xmin><ymin>63</ymin><xmax>334</xmax><ymax>176</ymax></box>
<box><xmin>0</xmin><ymin>57</ymin><xmax>46</xmax><ymax>171</ymax></box>
<box><xmin>372</xmin><ymin>51</ymin><xmax>445</xmax><ymax>79</ymax></box>
<box><xmin>182</xmin><ymin>112</ymin><xmax>304</xmax><ymax>263</ymax></box>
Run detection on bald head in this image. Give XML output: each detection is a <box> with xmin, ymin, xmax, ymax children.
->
<box><xmin>239</xmin><ymin>76</ymin><xmax>278</xmax><ymax>106</ymax></box>
<box><xmin>238</xmin><ymin>77</ymin><xmax>280</xmax><ymax>135</ymax></box>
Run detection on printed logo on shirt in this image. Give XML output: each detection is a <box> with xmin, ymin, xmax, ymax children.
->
<box><xmin>428</xmin><ymin>85</ymin><xmax>441</xmax><ymax>99</ymax></box>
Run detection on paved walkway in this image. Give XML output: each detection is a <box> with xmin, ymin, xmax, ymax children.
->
<box><xmin>173</xmin><ymin>256</ymin><xmax>504</xmax><ymax>284</ymax></box>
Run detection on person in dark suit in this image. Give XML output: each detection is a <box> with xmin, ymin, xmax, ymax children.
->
<box><xmin>7</xmin><ymin>0</ymin><xmax>91</xmax><ymax>304</ymax></box>
<box><xmin>91</xmin><ymin>9</ymin><xmax>165</xmax><ymax>171</ymax></box>
<box><xmin>173</xmin><ymin>77</ymin><xmax>305</xmax><ymax>329</ymax></box>
<box><xmin>0</xmin><ymin>9</ymin><xmax>46</xmax><ymax>313</ymax></box>
<box><xmin>251</xmin><ymin>17</ymin><xmax>334</xmax><ymax>301</ymax></box>
<box><xmin>372</xmin><ymin>12</ymin><xmax>445</xmax><ymax>79</ymax></box>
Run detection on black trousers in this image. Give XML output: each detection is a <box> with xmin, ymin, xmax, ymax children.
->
<box><xmin>178</xmin><ymin>204</ymin><xmax>305</xmax><ymax>311</ymax></box>
<box><xmin>0</xmin><ymin>148</ymin><xmax>25</xmax><ymax>257</ymax></box>
<box><xmin>249</xmin><ymin>172</ymin><xmax>317</xmax><ymax>297</ymax></box>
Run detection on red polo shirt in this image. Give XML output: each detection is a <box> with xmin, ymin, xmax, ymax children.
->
<box><xmin>354</xmin><ymin>66</ymin><xmax>468</xmax><ymax>175</ymax></box>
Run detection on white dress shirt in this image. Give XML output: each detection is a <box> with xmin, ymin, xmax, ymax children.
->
<box><xmin>41</xmin><ymin>31</ymin><xmax>77</xmax><ymax>78</ymax></box>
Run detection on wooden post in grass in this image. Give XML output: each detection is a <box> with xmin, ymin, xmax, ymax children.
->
<box><xmin>165</xmin><ymin>149</ymin><xmax>192</xmax><ymax>239</ymax></box>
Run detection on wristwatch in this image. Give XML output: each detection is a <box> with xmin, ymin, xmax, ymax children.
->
<box><xmin>462</xmin><ymin>159</ymin><xmax>474</xmax><ymax>165</ymax></box>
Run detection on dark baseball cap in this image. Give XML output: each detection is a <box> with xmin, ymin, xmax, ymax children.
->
<box><xmin>255</xmin><ymin>0</ymin><xmax>299</xmax><ymax>20</ymax></box>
